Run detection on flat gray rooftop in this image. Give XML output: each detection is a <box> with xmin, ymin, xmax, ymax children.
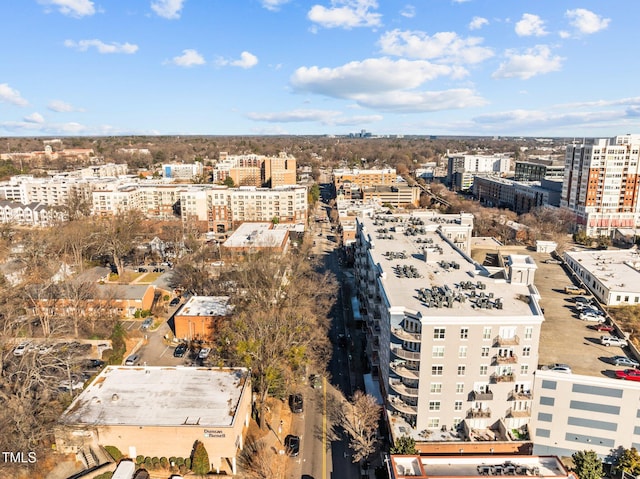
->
<box><xmin>178</xmin><ymin>295</ymin><xmax>232</xmax><ymax>317</ymax></box>
<box><xmin>61</xmin><ymin>366</ymin><xmax>248</xmax><ymax>427</ymax></box>
<box><xmin>565</xmin><ymin>249</ymin><xmax>640</xmax><ymax>294</ymax></box>
<box><xmin>223</xmin><ymin>222</ymin><xmax>287</xmax><ymax>248</ymax></box>
<box><xmin>360</xmin><ymin>214</ymin><xmax>539</xmax><ymax>319</ymax></box>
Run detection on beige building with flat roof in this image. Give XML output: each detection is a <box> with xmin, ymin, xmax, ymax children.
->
<box><xmin>56</xmin><ymin>366</ymin><xmax>251</xmax><ymax>474</ymax></box>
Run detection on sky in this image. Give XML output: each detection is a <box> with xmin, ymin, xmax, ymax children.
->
<box><xmin>1</xmin><ymin>0</ymin><xmax>639</xmax><ymax>138</ymax></box>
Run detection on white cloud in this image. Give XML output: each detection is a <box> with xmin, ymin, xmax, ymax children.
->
<box><xmin>261</xmin><ymin>0</ymin><xmax>291</xmax><ymax>11</ymax></box>
<box><xmin>290</xmin><ymin>57</ymin><xmax>485</xmax><ymax>112</ymax></box>
<box><xmin>378</xmin><ymin>30</ymin><xmax>493</xmax><ymax>64</ymax></box>
<box><xmin>559</xmin><ymin>30</ymin><xmax>570</xmax><ymax>39</ymax></box>
<box><xmin>469</xmin><ymin>16</ymin><xmax>488</xmax><ymax>30</ymax></box>
<box><xmin>247</xmin><ymin>109</ymin><xmax>382</xmax><ymax>126</ymax></box>
<box><xmin>400</xmin><ymin>5</ymin><xmax>415</xmax><ymax>18</ymax></box>
<box><xmin>24</xmin><ymin>113</ymin><xmax>45</xmax><ymax>124</ymax></box>
<box><xmin>48</xmin><ymin>100</ymin><xmax>84</xmax><ymax>112</ymax></box>
<box><xmin>151</xmin><ymin>0</ymin><xmax>185</xmax><ymax>19</ymax></box>
<box><xmin>565</xmin><ymin>8</ymin><xmax>610</xmax><ymax>35</ymax></box>
<box><xmin>64</xmin><ymin>39</ymin><xmax>138</xmax><ymax>54</ymax></box>
<box><xmin>0</xmin><ymin>84</ymin><xmax>28</xmax><ymax>107</ymax></box>
<box><xmin>492</xmin><ymin>45</ymin><xmax>563</xmax><ymax>80</ymax></box>
<box><xmin>233</xmin><ymin>52</ymin><xmax>259</xmax><ymax>69</ymax></box>
<box><xmin>515</xmin><ymin>13</ymin><xmax>548</xmax><ymax>37</ymax></box>
<box><xmin>170</xmin><ymin>49</ymin><xmax>206</xmax><ymax>67</ymax></box>
<box><xmin>38</xmin><ymin>0</ymin><xmax>95</xmax><ymax>18</ymax></box>
<box><xmin>308</xmin><ymin>0</ymin><xmax>382</xmax><ymax>29</ymax></box>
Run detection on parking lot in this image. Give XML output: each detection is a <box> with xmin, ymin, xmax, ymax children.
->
<box><xmin>527</xmin><ymin>250</ymin><xmax>635</xmax><ymax>378</ymax></box>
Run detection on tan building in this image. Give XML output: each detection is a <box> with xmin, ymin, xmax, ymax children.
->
<box><xmin>332</xmin><ymin>168</ymin><xmax>398</xmax><ymax>190</ymax></box>
<box><xmin>361</xmin><ymin>184</ymin><xmax>421</xmax><ymax>207</ymax></box>
<box><xmin>173</xmin><ymin>296</ymin><xmax>232</xmax><ymax>341</ymax></box>
<box><xmin>56</xmin><ymin>366</ymin><xmax>252</xmax><ymax>475</ymax></box>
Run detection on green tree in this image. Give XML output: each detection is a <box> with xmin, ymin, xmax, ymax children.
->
<box><xmin>617</xmin><ymin>447</ymin><xmax>640</xmax><ymax>476</ymax></box>
<box><xmin>223</xmin><ymin>176</ymin><xmax>235</xmax><ymax>187</ymax></box>
<box><xmin>572</xmin><ymin>450</ymin><xmax>603</xmax><ymax>479</ymax></box>
<box><xmin>190</xmin><ymin>440</ymin><xmax>210</xmax><ymax>476</ymax></box>
<box><xmin>390</xmin><ymin>435</ymin><xmax>417</xmax><ymax>455</ymax></box>
<box><xmin>309</xmin><ymin>183</ymin><xmax>320</xmax><ymax>204</ymax></box>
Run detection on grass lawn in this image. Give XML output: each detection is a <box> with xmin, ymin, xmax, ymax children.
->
<box><xmin>136</xmin><ymin>272</ymin><xmax>163</xmax><ymax>283</ymax></box>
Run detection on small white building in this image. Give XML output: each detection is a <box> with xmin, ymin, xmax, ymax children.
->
<box><xmin>563</xmin><ymin>248</ymin><xmax>640</xmax><ymax>306</ymax></box>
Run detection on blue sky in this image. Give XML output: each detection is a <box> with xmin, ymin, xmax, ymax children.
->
<box><xmin>0</xmin><ymin>0</ymin><xmax>638</xmax><ymax>137</ymax></box>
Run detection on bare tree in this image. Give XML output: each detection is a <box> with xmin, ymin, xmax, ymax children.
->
<box><xmin>339</xmin><ymin>391</ymin><xmax>381</xmax><ymax>463</ymax></box>
<box><xmin>93</xmin><ymin>211</ymin><xmax>143</xmax><ymax>276</ymax></box>
<box><xmin>237</xmin><ymin>435</ymin><xmax>279</xmax><ymax>479</ymax></box>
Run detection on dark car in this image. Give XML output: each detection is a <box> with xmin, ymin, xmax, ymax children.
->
<box><xmin>289</xmin><ymin>393</ymin><xmax>303</xmax><ymax>413</ymax></box>
<box><xmin>141</xmin><ymin>317</ymin><xmax>153</xmax><ymax>330</ymax></box>
<box><xmin>173</xmin><ymin>343</ymin><xmax>188</xmax><ymax>358</ymax></box>
<box><xmin>85</xmin><ymin>359</ymin><xmax>105</xmax><ymax>369</ymax></box>
<box><xmin>170</xmin><ymin>298</ymin><xmax>181</xmax><ymax>307</ymax></box>
<box><xmin>284</xmin><ymin>435</ymin><xmax>300</xmax><ymax>457</ymax></box>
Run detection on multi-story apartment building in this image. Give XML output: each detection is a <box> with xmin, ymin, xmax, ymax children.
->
<box><xmin>162</xmin><ymin>162</ymin><xmax>204</xmax><ymax>180</ymax></box>
<box><xmin>354</xmin><ymin>210</ymin><xmax>544</xmax><ymax>447</ymax></box>
<box><xmin>447</xmin><ymin>154</ymin><xmax>512</xmax><ymax>191</ymax></box>
<box><xmin>472</xmin><ymin>177</ymin><xmax>562</xmax><ymax>214</ymax></box>
<box><xmin>562</xmin><ymin>134</ymin><xmax>640</xmax><ymax>236</ymax></box>
<box><xmin>514</xmin><ymin>159</ymin><xmax>564</xmax><ymax>182</ymax></box>
<box><xmin>332</xmin><ymin>168</ymin><xmax>397</xmax><ymax>190</ymax></box>
<box><xmin>213</xmin><ymin>152</ymin><xmax>296</xmax><ymax>187</ymax></box>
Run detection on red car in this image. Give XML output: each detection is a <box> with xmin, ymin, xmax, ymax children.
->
<box><xmin>590</xmin><ymin>323</ymin><xmax>614</xmax><ymax>332</ymax></box>
<box><xmin>615</xmin><ymin>369</ymin><xmax>640</xmax><ymax>381</ymax></box>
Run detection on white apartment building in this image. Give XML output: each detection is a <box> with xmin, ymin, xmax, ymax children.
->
<box><xmin>354</xmin><ymin>210</ymin><xmax>544</xmax><ymax>445</ymax></box>
<box><xmin>447</xmin><ymin>154</ymin><xmax>512</xmax><ymax>191</ymax></box>
<box><xmin>162</xmin><ymin>162</ymin><xmax>204</xmax><ymax>180</ymax></box>
<box><xmin>562</xmin><ymin>134</ymin><xmax>640</xmax><ymax>236</ymax></box>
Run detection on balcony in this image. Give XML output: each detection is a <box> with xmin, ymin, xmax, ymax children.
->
<box><xmin>389</xmin><ymin>396</ymin><xmax>418</xmax><ymax>415</ymax></box>
<box><xmin>389</xmin><ymin>379</ymin><xmax>419</xmax><ymax>397</ymax></box>
<box><xmin>508</xmin><ymin>390</ymin><xmax>532</xmax><ymax>401</ymax></box>
<box><xmin>469</xmin><ymin>390</ymin><xmax>494</xmax><ymax>401</ymax></box>
<box><xmin>390</xmin><ymin>361</ymin><xmax>419</xmax><ymax>379</ymax></box>
<box><xmin>491</xmin><ymin>373</ymin><xmax>515</xmax><ymax>383</ymax></box>
<box><xmin>391</xmin><ymin>327</ymin><xmax>421</xmax><ymax>343</ymax></box>
<box><xmin>492</xmin><ymin>354</ymin><xmax>518</xmax><ymax>365</ymax></box>
<box><xmin>493</xmin><ymin>335</ymin><xmax>520</xmax><ymax>346</ymax></box>
<box><xmin>391</xmin><ymin>346</ymin><xmax>421</xmax><ymax>361</ymax></box>
<box><xmin>467</xmin><ymin>408</ymin><xmax>491</xmax><ymax>418</ymax></box>
<box><xmin>507</xmin><ymin>407</ymin><xmax>531</xmax><ymax>418</ymax></box>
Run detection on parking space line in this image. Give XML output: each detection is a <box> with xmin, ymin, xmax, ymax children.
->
<box><xmin>159</xmin><ymin>345</ymin><xmax>171</xmax><ymax>358</ymax></box>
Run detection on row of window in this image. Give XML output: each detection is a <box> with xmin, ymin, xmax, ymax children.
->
<box><xmin>432</xmin><ymin>346</ymin><xmax>531</xmax><ymax>358</ymax></box>
<box><xmin>430</xmin><ymin>364</ymin><xmax>529</xmax><ymax>375</ymax></box>
<box><xmin>432</xmin><ymin>326</ymin><xmax>534</xmax><ymax>340</ymax></box>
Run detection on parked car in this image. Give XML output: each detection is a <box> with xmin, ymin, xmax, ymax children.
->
<box><xmin>198</xmin><ymin>348</ymin><xmax>211</xmax><ymax>360</ymax></box>
<box><xmin>310</xmin><ymin>374</ymin><xmax>322</xmax><ymax>389</ymax></box>
<box><xmin>589</xmin><ymin>323</ymin><xmax>614</xmax><ymax>332</ymax></box>
<box><xmin>615</xmin><ymin>369</ymin><xmax>640</xmax><ymax>381</ymax></box>
<box><xmin>289</xmin><ymin>393</ymin><xmax>304</xmax><ymax>413</ymax></box>
<box><xmin>284</xmin><ymin>435</ymin><xmax>300</xmax><ymax>457</ymax></box>
<box><xmin>565</xmin><ymin>285</ymin><xmax>587</xmax><ymax>295</ymax></box>
<box><xmin>550</xmin><ymin>363</ymin><xmax>572</xmax><ymax>374</ymax></box>
<box><xmin>58</xmin><ymin>376</ymin><xmax>85</xmax><ymax>391</ymax></box>
<box><xmin>543</xmin><ymin>259</ymin><xmax>562</xmax><ymax>264</ymax></box>
<box><xmin>85</xmin><ymin>359</ymin><xmax>105</xmax><ymax>369</ymax></box>
<box><xmin>13</xmin><ymin>341</ymin><xmax>30</xmax><ymax>356</ymax></box>
<box><xmin>579</xmin><ymin>312</ymin><xmax>605</xmax><ymax>322</ymax></box>
<box><xmin>124</xmin><ymin>354</ymin><xmax>140</xmax><ymax>365</ymax></box>
<box><xmin>580</xmin><ymin>306</ymin><xmax>604</xmax><ymax>316</ymax></box>
<box><xmin>575</xmin><ymin>296</ymin><xmax>591</xmax><ymax>305</ymax></box>
<box><xmin>141</xmin><ymin>317</ymin><xmax>153</xmax><ymax>330</ymax></box>
<box><xmin>173</xmin><ymin>343</ymin><xmax>188</xmax><ymax>358</ymax></box>
<box><xmin>170</xmin><ymin>298</ymin><xmax>181</xmax><ymax>307</ymax></box>
<box><xmin>612</xmin><ymin>356</ymin><xmax>640</xmax><ymax>368</ymax></box>
<box><xmin>601</xmin><ymin>336</ymin><xmax>629</xmax><ymax>347</ymax></box>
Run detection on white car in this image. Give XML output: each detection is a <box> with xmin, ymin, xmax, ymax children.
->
<box><xmin>13</xmin><ymin>342</ymin><xmax>30</xmax><ymax>356</ymax></box>
<box><xmin>550</xmin><ymin>364</ymin><xmax>572</xmax><ymax>374</ymax></box>
<box><xmin>198</xmin><ymin>348</ymin><xmax>211</xmax><ymax>360</ymax></box>
<box><xmin>601</xmin><ymin>336</ymin><xmax>628</xmax><ymax>347</ymax></box>
<box><xmin>579</xmin><ymin>312</ymin><xmax>604</xmax><ymax>322</ymax></box>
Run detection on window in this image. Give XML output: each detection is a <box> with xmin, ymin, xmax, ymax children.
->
<box><xmin>428</xmin><ymin>418</ymin><xmax>440</xmax><ymax>428</ymax></box>
<box><xmin>480</xmin><ymin>365</ymin><xmax>488</xmax><ymax>375</ymax></box>
<box><xmin>456</xmin><ymin>383</ymin><xmax>464</xmax><ymax>394</ymax></box>
<box><xmin>429</xmin><ymin>401</ymin><xmax>441</xmax><ymax>411</ymax></box>
<box><xmin>459</xmin><ymin>346</ymin><xmax>467</xmax><ymax>358</ymax></box>
<box><xmin>453</xmin><ymin>417</ymin><xmax>462</xmax><ymax>427</ymax></box>
<box><xmin>522</xmin><ymin>346</ymin><xmax>531</xmax><ymax>357</ymax></box>
<box><xmin>453</xmin><ymin>401</ymin><xmax>464</xmax><ymax>411</ymax></box>
<box><xmin>432</xmin><ymin>346</ymin><xmax>445</xmax><ymax>358</ymax></box>
<box><xmin>520</xmin><ymin>365</ymin><xmax>529</xmax><ymax>375</ymax></box>
<box><xmin>481</xmin><ymin>347</ymin><xmax>490</xmax><ymax>357</ymax></box>
<box><xmin>432</xmin><ymin>365</ymin><xmax>443</xmax><ymax>376</ymax></box>
<box><xmin>460</xmin><ymin>328</ymin><xmax>469</xmax><ymax>339</ymax></box>
<box><xmin>524</xmin><ymin>327</ymin><xmax>533</xmax><ymax>340</ymax></box>
<box><xmin>434</xmin><ymin>328</ymin><xmax>445</xmax><ymax>339</ymax></box>
<box><xmin>483</xmin><ymin>327</ymin><xmax>492</xmax><ymax>340</ymax></box>
<box><xmin>457</xmin><ymin>365</ymin><xmax>466</xmax><ymax>376</ymax></box>
<box><xmin>430</xmin><ymin>383</ymin><xmax>442</xmax><ymax>393</ymax></box>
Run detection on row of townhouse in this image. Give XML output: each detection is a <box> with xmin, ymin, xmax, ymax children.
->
<box><xmin>0</xmin><ymin>201</ymin><xmax>64</xmax><ymax>226</ymax></box>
